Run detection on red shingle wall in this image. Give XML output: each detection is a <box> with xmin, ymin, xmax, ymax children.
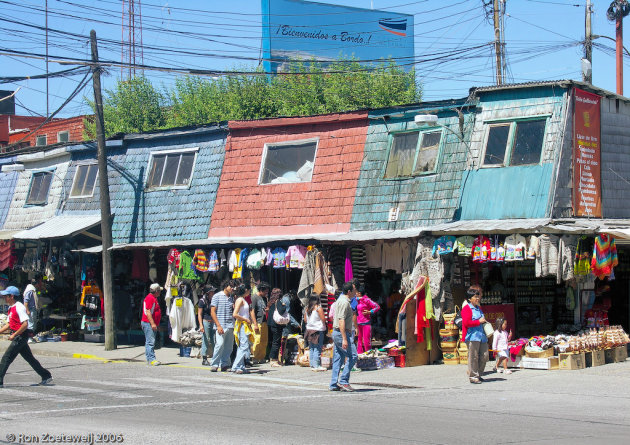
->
<box><xmin>209</xmin><ymin>111</ymin><xmax>368</xmax><ymax>237</ymax></box>
<box><xmin>8</xmin><ymin>115</ymin><xmax>88</xmax><ymax>146</ymax></box>
<box><xmin>0</xmin><ymin>115</ymin><xmax>48</xmax><ymax>145</ymax></box>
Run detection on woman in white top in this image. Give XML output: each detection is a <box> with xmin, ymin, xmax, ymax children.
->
<box><xmin>303</xmin><ymin>295</ymin><xmax>327</xmax><ymax>371</ymax></box>
<box><xmin>231</xmin><ymin>284</ymin><xmax>258</xmax><ymax>374</ymax></box>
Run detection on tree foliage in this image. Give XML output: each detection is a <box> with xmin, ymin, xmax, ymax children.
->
<box><xmin>87</xmin><ymin>59</ymin><xmax>421</xmax><ymax>138</ymax></box>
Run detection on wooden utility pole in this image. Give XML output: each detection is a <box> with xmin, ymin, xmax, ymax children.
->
<box><xmin>493</xmin><ymin>0</ymin><xmax>503</xmax><ymax>85</ymax></box>
<box><xmin>90</xmin><ymin>30</ymin><xmax>116</xmax><ymax>351</ymax></box>
<box><xmin>616</xmin><ymin>12</ymin><xmax>624</xmax><ymax>94</ymax></box>
<box><xmin>585</xmin><ymin>0</ymin><xmax>593</xmax><ymax>83</ymax></box>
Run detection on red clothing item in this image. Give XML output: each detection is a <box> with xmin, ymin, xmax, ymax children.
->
<box><xmin>472</xmin><ymin>236</ymin><xmax>491</xmax><ymax>263</ymax></box>
<box><xmin>141</xmin><ymin>294</ymin><xmax>161</xmax><ymax>325</ymax></box>
<box><xmin>8</xmin><ymin>302</ymin><xmax>28</xmax><ymax>331</ymax></box>
<box><xmin>461</xmin><ymin>303</ymin><xmax>481</xmax><ymax>342</ymax></box>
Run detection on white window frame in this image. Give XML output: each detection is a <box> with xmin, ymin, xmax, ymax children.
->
<box><xmin>57</xmin><ymin>131</ymin><xmax>70</xmax><ymax>143</ymax></box>
<box><xmin>25</xmin><ymin>170</ymin><xmax>54</xmax><ymax>206</ymax></box>
<box><xmin>480</xmin><ymin>115</ymin><xmax>550</xmax><ymax>168</ymax></box>
<box><xmin>145</xmin><ymin>147</ymin><xmax>199</xmax><ymax>191</ymax></box>
<box><xmin>258</xmin><ymin>137</ymin><xmax>319</xmax><ymax>185</ymax></box>
<box><xmin>35</xmin><ymin>134</ymin><xmax>47</xmax><ymax>146</ymax></box>
<box><xmin>69</xmin><ymin>162</ymin><xmax>98</xmax><ymax>199</ymax></box>
<box><xmin>382</xmin><ymin>128</ymin><xmax>444</xmax><ymax>179</ymax></box>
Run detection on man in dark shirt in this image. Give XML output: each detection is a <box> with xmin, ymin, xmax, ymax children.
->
<box><xmin>197</xmin><ymin>284</ymin><xmax>217</xmax><ymax>366</ymax></box>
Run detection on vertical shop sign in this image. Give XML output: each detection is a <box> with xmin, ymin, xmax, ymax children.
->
<box><xmin>573</xmin><ymin>88</ymin><xmax>602</xmax><ymax>217</ymax></box>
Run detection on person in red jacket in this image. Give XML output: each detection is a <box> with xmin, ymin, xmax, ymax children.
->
<box><xmin>461</xmin><ymin>284</ymin><xmax>488</xmax><ymax>384</ymax></box>
<box><xmin>0</xmin><ymin>286</ymin><xmax>52</xmax><ymax>387</ymax></box>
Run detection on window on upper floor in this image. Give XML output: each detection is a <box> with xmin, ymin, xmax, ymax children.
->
<box><xmin>57</xmin><ymin>131</ymin><xmax>70</xmax><ymax>143</ymax></box>
<box><xmin>26</xmin><ymin>171</ymin><xmax>53</xmax><ymax>205</ymax></box>
<box><xmin>146</xmin><ymin>148</ymin><xmax>198</xmax><ymax>189</ymax></box>
<box><xmin>35</xmin><ymin>135</ymin><xmax>47</xmax><ymax>146</ymax></box>
<box><xmin>482</xmin><ymin>118</ymin><xmax>547</xmax><ymax>167</ymax></box>
<box><xmin>384</xmin><ymin>130</ymin><xmax>443</xmax><ymax>178</ymax></box>
<box><xmin>259</xmin><ymin>139</ymin><xmax>318</xmax><ymax>185</ymax></box>
<box><xmin>70</xmin><ymin>164</ymin><xmax>98</xmax><ymax>198</ymax></box>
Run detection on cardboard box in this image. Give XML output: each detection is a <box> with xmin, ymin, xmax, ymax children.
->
<box><xmin>520</xmin><ymin>356</ymin><xmax>558</xmax><ymax>370</ymax></box>
<box><xmin>605</xmin><ymin>346</ymin><xmax>628</xmax><ymax>363</ymax></box>
<box><xmin>559</xmin><ymin>352</ymin><xmax>585</xmax><ymax>370</ymax></box>
<box><xmin>585</xmin><ymin>350</ymin><xmax>606</xmax><ymax>367</ymax></box>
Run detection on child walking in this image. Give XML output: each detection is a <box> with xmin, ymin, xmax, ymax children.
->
<box><xmin>492</xmin><ymin>317</ymin><xmax>513</xmax><ymax>374</ymax></box>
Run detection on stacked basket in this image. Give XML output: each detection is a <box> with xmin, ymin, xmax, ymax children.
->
<box><xmin>441</xmin><ymin>311</ymin><xmax>461</xmax><ymax>364</ymax></box>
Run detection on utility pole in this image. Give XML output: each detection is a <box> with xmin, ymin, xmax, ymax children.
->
<box><xmin>616</xmin><ymin>10</ymin><xmax>624</xmax><ymax>94</ymax></box>
<box><xmin>45</xmin><ymin>0</ymin><xmax>49</xmax><ymax>118</ymax></box>
<box><xmin>493</xmin><ymin>0</ymin><xmax>503</xmax><ymax>85</ymax></box>
<box><xmin>585</xmin><ymin>0</ymin><xmax>593</xmax><ymax>83</ymax></box>
<box><xmin>90</xmin><ymin>30</ymin><xmax>116</xmax><ymax>351</ymax></box>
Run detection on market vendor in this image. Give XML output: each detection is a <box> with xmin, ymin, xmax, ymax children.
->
<box><xmin>461</xmin><ymin>284</ymin><xmax>488</xmax><ymax>384</ymax></box>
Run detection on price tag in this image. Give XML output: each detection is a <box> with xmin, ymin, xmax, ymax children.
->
<box><xmin>175</xmin><ymin>297</ymin><xmax>183</xmax><ymax>307</ymax></box>
<box><xmin>171</xmin><ymin>287</ymin><xmax>178</xmax><ymax>297</ymax></box>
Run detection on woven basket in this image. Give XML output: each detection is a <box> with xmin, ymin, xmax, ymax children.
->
<box><xmin>444</xmin><ymin>356</ymin><xmax>460</xmax><ymax>365</ymax></box>
<box><xmin>443</xmin><ymin>350</ymin><xmax>458</xmax><ymax>360</ymax></box>
<box><xmin>441</xmin><ymin>340</ymin><xmax>458</xmax><ymax>349</ymax></box>
<box><xmin>459</xmin><ymin>357</ymin><xmax>468</xmax><ymax>365</ymax></box>
<box><xmin>525</xmin><ymin>348</ymin><xmax>554</xmax><ymax>358</ymax></box>
<box><xmin>440</xmin><ymin>328</ymin><xmax>459</xmax><ymax>337</ymax></box>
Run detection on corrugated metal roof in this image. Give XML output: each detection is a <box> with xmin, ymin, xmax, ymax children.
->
<box><xmin>427</xmin><ymin>219</ymin><xmax>552</xmax><ymax>234</ymax></box>
<box><xmin>0</xmin><ymin>230</ymin><xmax>20</xmax><ymax>240</ymax></box>
<box><xmin>13</xmin><ymin>215</ymin><xmax>101</xmax><ymax>240</ymax></box>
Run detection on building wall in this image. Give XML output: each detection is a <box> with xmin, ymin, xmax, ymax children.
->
<box><xmin>209</xmin><ymin>112</ymin><xmax>368</xmax><ymax>237</ymax></box>
<box><xmin>8</xmin><ymin>116</ymin><xmax>87</xmax><ymax>147</ymax></box>
<box><xmin>61</xmin><ymin>142</ymin><xmax>126</xmax><ymax>215</ymax></box>
<box><xmin>350</xmin><ymin>105</ymin><xmax>471</xmax><ymax>231</ymax></box>
<box><xmin>0</xmin><ymin>156</ymin><xmax>18</xmax><ymax>229</ymax></box>
<box><xmin>459</xmin><ymin>86</ymin><xmax>567</xmax><ymax>220</ymax></box>
<box><xmin>110</xmin><ymin>128</ymin><xmax>227</xmax><ymax>243</ymax></box>
<box><xmin>0</xmin><ymin>115</ymin><xmax>48</xmax><ymax>148</ymax></box>
<box><xmin>2</xmin><ymin>149</ymin><xmax>70</xmax><ymax>231</ymax></box>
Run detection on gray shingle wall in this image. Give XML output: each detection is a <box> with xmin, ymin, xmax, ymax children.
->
<box><xmin>0</xmin><ymin>171</ymin><xmax>18</xmax><ymax>229</ymax></box>
<box><xmin>601</xmin><ymin>97</ymin><xmax>630</xmax><ymax>218</ymax></box>
<box><xmin>110</xmin><ymin>130</ymin><xmax>227</xmax><ymax>243</ymax></box>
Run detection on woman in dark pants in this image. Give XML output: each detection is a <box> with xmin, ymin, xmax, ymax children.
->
<box><xmin>266</xmin><ymin>288</ymin><xmax>285</xmax><ymax>367</ymax></box>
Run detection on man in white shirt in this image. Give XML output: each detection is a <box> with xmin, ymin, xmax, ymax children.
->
<box><xmin>0</xmin><ymin>286</ymin><xmax>52</xmax><ymax>388</ymax></box>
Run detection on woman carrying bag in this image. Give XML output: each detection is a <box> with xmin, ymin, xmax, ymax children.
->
<box><xmin>461</xmin><ymin>284</ymin><xmax>488</xmax><ymax>384</ymax></box>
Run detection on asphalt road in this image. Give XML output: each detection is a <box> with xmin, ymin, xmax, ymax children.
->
<box><xmin>0</xmin><ymin>355</ymin><xmax>629</xmax><ymax>445</ymax></box>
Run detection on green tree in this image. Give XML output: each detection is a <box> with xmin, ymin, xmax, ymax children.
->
<box><xmin>84</xmin><ymin>76</ymin><xmax>166</xmax><ymax>138</ymax></box>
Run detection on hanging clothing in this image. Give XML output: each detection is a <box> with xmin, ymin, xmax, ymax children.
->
<box><xmin>526</xmin><ymin>235</ymin><xmax>539</xmax><ymax>260</ymax></box>
<box><xmin>192</xmin><ymin>249</ymin><xmax>209</xmax><ymax>273</ymax></box>
<box><xmin>178</xmin><ymin>251</ymin><xmax>201</xmax><ymax>281</ymax></box>
<box><xmin>208</xmin><ymin>250</ymin><xmax>219</xmax><ymax>272</ymax></box>
<box><xmin>229</xmin><ymin>248</ymin><xmax>242</xmax><ymax>278</ymax></box>
<box><xmin>472</xmin><ymin>236</ymin><xmax>491</xmax><ymax>263</ymax></box>
<box><xmin>455</xmin><ymin>236</ymin><xmax>474</xmax><ymax>257</ymax></box>
<box><xmin>574</xmin><ymin>236</ymin><xmax>594</xmax><ymax>275</ymax></box>
<box><xmin>504</xmin><ymin>234</ymin><xmax>527</xmax><ymax>262</ymax></box>
<box><xmin>557</xmin><ymin>235</ymin><xmax>578</xmax><ymax>283</ymax></box>
<box><xmin>432</xmin><ymin>236</ymin><xmax>456</xmax><ymax>256</ymax></box>
<box><xmin>535</xmin><ymin>234</ymin><xmax>560</xmax><ymax>278</ymax></box>
<box><xmin>350</xmin><ymin>246</ymin><xmax>368</xmax><ymax>281</ymax></box>
<box><xmin>167</xmin><ymin>249</ymin><xmax>181</xmax><ymax>269</ymax></box>
<box><xmin>168</xmin><ymin>297</ymin><xmax>196</xmax><ymax>343</ymax></box>
<box><xmin>382</xmin><ymin>242</ymin><xmax>403</xmax><ymax>273</ymax></box>
<box><xmin>591</xmin><ymin>234</ymin><xmax>618</xmax><ymax>280</ymax></box>
<box><xmin>365</xmin><ymin>243</ymin><xmax>382</xmax><ymax>268</ymax></box>
<box><xmin>286</xmin><ymin>245</ymin><xmax>308</xmax><ymax>269</ymax></box>
<box><xmin>344</xmin><ymin>248</ymin><xmax>353</xmax><ymax>282</ymax></box>
<box><xmin>131</xmin><ymin>250</ymin><xmax>150</xmax><ymax>281</ymax></box>
<box><xmin>271</xmin><ymin>248</ymin><xmax>286</xmax><ymax>269</ymax></box>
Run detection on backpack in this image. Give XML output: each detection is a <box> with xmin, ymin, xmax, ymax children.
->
<box><xmin>273</xmin><ymin>304</ymin><xmax>290</xmax><ymax>325</ymax></box>
<box><xmin>84</xmin><ymin>293</ymin><xmax>100</xmax><ymax>317</ymax></box>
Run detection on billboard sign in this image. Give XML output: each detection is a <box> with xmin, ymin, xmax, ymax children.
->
<box><xmin>573</xmin><ymin>88</ymin><xmax>602</xmax><ymax>217</ymax></box>
<box><xmin>261</xmin><ymin>0</ymin><xmax>415</xmax><ymax>73</ymax></box>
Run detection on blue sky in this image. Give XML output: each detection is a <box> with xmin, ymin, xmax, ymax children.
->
<box><xmin>0</xmin><ymin>0</ymin><xmax>627</xmax><ymax>118</ymax></box>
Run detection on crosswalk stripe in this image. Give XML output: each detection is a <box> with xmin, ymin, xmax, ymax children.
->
<box><xmin>0</xmin><ymin>387</ymin><xmax>85</xmax><ymax>403</ymax></box>
<box><xmin>183</xmin><ymin>375</ymin><xmax>325</xmax><ymax>391</ymax></box>
<box><xmin>43</xmin><ymin>384</ymin><xmax>149</xmax><ymax>399</ymax></box>
<box><xmin>123</xmin><ymin>376</ymin><xmax>265</xmax><ymax>393</ymax></box>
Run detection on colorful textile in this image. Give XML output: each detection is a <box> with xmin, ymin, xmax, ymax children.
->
<box><xmin>455</xmin><ymin>236</ymin><xmax>474</xmax><ymax>257</ymax></box>
<box><xmin>504</xmin><ymin>234</ymin><xmax>527</xmax><ymax>261</ymax></box>
<box><xmin>131</xmin><ymin>250</ymin><xmax>149</xmax><ymax>281</ymax></box>
<box><xmin>208</xmin><ymin>250</ymin><xmax>219</xmax><ymax>272</ymax></box>
<box><xmin>574</xmin><ymin>236</ymin><xmax>594</xmax><ymax>275</ymax></box>
<box><xmin>472</xmin><ymin>236</ymin><xmax>491</xmax><ymax>263</ymax></box>
<box><xmin>167</xmin><ymin>248</ymin><xmax>180</xmax><ymax>269</ymax></box>
<box><xmin>344</xmin><ymin>248</ymin><xmax>353</xmax><ymax>282</ymax></box>
<box><xmin>286</xmin><ymin>245</ymin><xmax>307</xmax><ymax>269</ymax></box>
<box><xmin>432</xmin><ymin>236</ymin><xmax>456</xmax><ymax>256</ymax></box>
<box><xmin>246</xmin><ymin>248</ymin><xmax>264</xmax><ymax>270</ymax></box>
<box><xmin>591</xmin><ymin>234</ymin><xmax>618</xmax><ymax>279</ymax></box>
<box><xmin>271</xmin><ymin>248</ymin><xmax>286</xmax><ymax>269</ymax></box>
<box><xmin>192</xmin><ymin>249</ymin><xmax>209</xmax><ymax>272</ymax></box>
<box><xmin>178</xmin><ymin>250</ymin><xmax>201</xmax><ymax>281</ymax></box>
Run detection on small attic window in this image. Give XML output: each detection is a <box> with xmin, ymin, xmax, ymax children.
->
<box><xmin>35</xmin><ymin>135</ymin><xmax>47</xmax><ymax>146</ymax></box>
<box><xmin>70</xmin><ymin>163</ymin><xmax>98</xmax><ymax>198</ymax></box>
<box><xmin>146</xmin><ymin>148</ymin><xmax>198</xmax><ymax>190</ymax></box>
<box><xmin>26</xmin><ymin>171</ymin><xmax>53</xmax><ymax>205</ymax></box>
<box><xmin>259</xmin><ymin>138</ymin><xmax>318</xmax><ymax>185</ymax></box>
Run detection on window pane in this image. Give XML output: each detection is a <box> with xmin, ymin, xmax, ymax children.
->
<box><xmin>511</xmin><ymin>119</ymin><xmax>545</xmax><ymax>166</ymax></box>
<box><xmin>27</xmin><ymin>174</ymin><xmax>43</xmax><ymax>204</ymax></box>
<box><xmin>413</xmin><ymin>131</ymin><xmax>441</xmax><ymax>174</ymax></box>
<box><xmin>36</xmin><ymin>135</ymin><xmax>47</xmax><ymax>146</ymax></box>
<box><xmin>161</xmin><ymin>155</ymin><xmax>180</xmax><ymax>186</ymax></box>
<box><xmin>261</xmin><ymin>142</ymin><xmax>317</xmax><ymax>184</ymax></box>
<box><xmin>175</xmin><ymin>153</ymin><xmax>195</xmax><ymax>186</ymax></box>
<box><xmin>58</xmin><ymin>131</ymin><xmax>69</xmax><ymax>143</ymax></box>
<box><xmin>71</xmin><ymin>165</ymin><xmax>88</xmax><ymax>197</ymax></box>
<box><xmin>384</xmin><ymin>133</ymin><xmax>418</xmax><ymax>178</ymax></box>
<box><xmin>82</xmin><ymin>164</ymin><xmax>98</xmax><ymax>195</ymax></box>
<box><xmin>36</xmin><ymin>173</ymin><xmax>52</xmax><ymax>203</ymax></box>
<box><xmin>147</xmin><ymin>155</ymin><xmax>166</xmax><ymax>187</ymax></box>
<box><xmin>484</xmin><ymin>125</ymin><xmax>510</xmax><ymax>165</ymax></box>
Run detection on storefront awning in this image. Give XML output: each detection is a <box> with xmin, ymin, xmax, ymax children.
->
<box><xmin>426</xmin><ymin>219</ymin><xmax>552</xmax><ymax>235</ymax></box>
<box><xmin>72</xmin><ymin>245</ymin><xmax>103</xmax><ymax>254</ymax></box>
<box><xmin>13</xmin><ymin>215</ymin><xmax>101</xmax><ymax>240</ymax></box>
<box><xmin>107</xmin><ymin>228</ymin><xmax>425</xmax><ymax>250</ymax></box>
<box><xmin>0</xmin><ymin>230</ymin><xmax>20</xmax><ymax>240</ymax></box>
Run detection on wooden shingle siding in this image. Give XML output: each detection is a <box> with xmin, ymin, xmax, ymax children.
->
<box><xmin>110</xmin><ymin>128</ymin><xmax>227</xmax><ymax>243</ymax></box>
<box><xmin>0</xmin><ymin>158</ymin><xmax>18</xmax><ymax>229</ymax></box>
<box><xmin>601</xmin><ymin>96</ymin><xmax>630</xmax><ymax>218</ymax></box>
<box><xmin>350</xmin><ymin>106</ymin><xmax>471</xmax><ymax>231</ymax></box>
